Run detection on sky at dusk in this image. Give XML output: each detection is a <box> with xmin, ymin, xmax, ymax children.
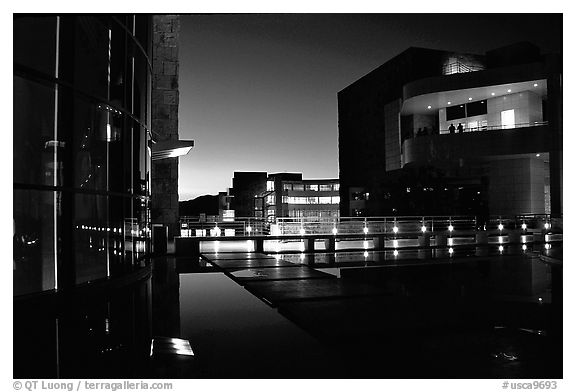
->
<box><xmin>177</xmin><ymin>13</ymin><xmax>562</xmax><ymax>201</ymax></box>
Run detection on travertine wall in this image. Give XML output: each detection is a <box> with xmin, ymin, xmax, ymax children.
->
<box><xmin>151</xmin><ymin>15</ymin><xmax>180</xmax><ymax>238</ymax></box>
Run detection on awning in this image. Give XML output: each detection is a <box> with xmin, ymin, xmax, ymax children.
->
<box><xmin>151</xmin><ymin>139</ymin><xmax>194</xmax><ymax>160</ymax></box>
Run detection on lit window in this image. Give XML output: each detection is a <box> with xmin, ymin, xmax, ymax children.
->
<box><xmin>333</xmin><ymin>183</ymin><xmax>340</xmax><ymax>191</ymax></box>
<box><xmin>501</xmin><ymin>109</ymin><xmax>515</xmax><ymax>129</ymax></box>
<box><xmin>266</xmin><ymin>180</ymin><xmax>275</xmax><ymax>191</ymax></box>
<box><xmin>332</xmin><ymin>196</ymin><xmax>340</xmax><ymax>204</ymax></box>
<box><xmin>319</xmin><ymin>184</ymin><xmax>332</xmax><ymax>192</ymax></box>
<box><xmin>283</xmin><ymin>183</ymin><xmax>292</xmax><ymax>191</ymax></box>
<box><xmin>306</xmin><ymin>184</ymin><xmax>319</xmax><ymax>191</ymax></box>
<box><xmin>318</xmin><ymin>196</ymin><xmax>332</xmax><ymax>204</ymax></box>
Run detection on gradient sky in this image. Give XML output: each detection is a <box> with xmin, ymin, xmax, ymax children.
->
<box><xmin>177</xmin><ymin>14</ymin><xmax>562</xmax><ymax>201</ymax></box>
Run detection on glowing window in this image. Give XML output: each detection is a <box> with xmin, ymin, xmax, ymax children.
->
<box><xmin>501</xmin><ymin>109</ymin><xmax>515</xmax><ymax>129</ymax></box>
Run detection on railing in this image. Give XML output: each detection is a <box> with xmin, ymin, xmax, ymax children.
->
<box><xmin>179</xmin><ymin>216</ymin><xmax>269</xmax><ymax>237</ymax></box>
<box><xmin>413</xmin><ymin>121</ymin><xmax>548</xmax><ymax>138</ymax></box>
<box><xmin>179</xmin><ymin>214</ymin><xmax>559</xmax><ymax>238</ymax></box>
<box><xmin>276</xmin><ymin>214</ymin><xmax>557</xmax><ymax>236</ymax></box>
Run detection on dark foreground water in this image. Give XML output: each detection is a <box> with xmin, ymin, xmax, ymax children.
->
<box><xmin>14</xmin><ymin>244</ymin><xmax>562</xmax><ymax>378</ymax></box>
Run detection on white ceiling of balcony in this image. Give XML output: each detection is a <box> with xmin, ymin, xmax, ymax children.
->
<box><xmin>401</xmin><ymin>79</ymin><xmax>547</xmax><ymax>115</ymax></box>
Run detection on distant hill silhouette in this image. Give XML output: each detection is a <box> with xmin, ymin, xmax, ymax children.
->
<box><xmin>179</xmin><ymin>195</ymin><xmax>219</xmax><ymax>216</ymax></box>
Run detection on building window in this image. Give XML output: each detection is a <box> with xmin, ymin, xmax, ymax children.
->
<box><xmin>318</xmin><ymin>196</ymin><xmax>332</xmax><ymax>204</ymax></box>
<box><xmin>283</xmin><ymin>183</ymin><xmax>292</xmax><ymax>191</ymax></box>
<box><xmin>501</xmin><ymin>109</ymin><xmax>515</xmax><ymax>129</ymax></box>
<box><xmin>332</xmin><ymin>196</ymin><xmax>341</xmax><ymax>204</ymax></box>
<box><xmin>446</xmin><ymin>104</ymin><xmax>466</xmax><ymax>121</ymax></box>
<box><xmin>319</xmin><ymin>184</ymin><xmax>332</xmax><ymax>192</ymax></box>
<box><xmin>467</xmin><ymin>100</ymin><xmax>487</xmax><ymax>117</ymax></box>
<box><xmin>292</xmin><ymin>183</ymin><xmax>304</xmax><ymax>191</ymax></box>
<box><xmin>266</xmin><ymin>180</ymin><xmax>275</xmax><ymax>191</ymax></box>
<box><xmin>306</xmin><ymin>184</ymin><xmax>319</xmax><ymax>191</ymax></box>
<box><xmin>333</xmin><ymin>183</ymin><xmax>340</xmax><ymax>191</ymax></box>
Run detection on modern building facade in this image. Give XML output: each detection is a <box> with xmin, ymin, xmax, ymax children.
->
<box><xmin>338</xmin><ymin>42</ymin><xmax>562</xmax><ymax>218</ymax></box>
<box><xmin>231</xmin><ymin>172</ymin><xmax>340</xmax><ymax>222</ymax></box>
<box><xmin>13</xmin><ymin>15</ymin><xmax>191</xmax><ymax>378</ymax></box>
<box><xmin>14</xmin><ymin>15</ymin><xmax>154</xmax><ymax>295</ymax></box>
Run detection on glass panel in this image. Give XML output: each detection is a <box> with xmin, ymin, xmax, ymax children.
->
<box><xmin>13</xmin><ymin>76</ymin><xmax>58</xmax><ymax>186</ymax></box>
<box><xmin>13</xmin><ymin>189</ymin><xmax>58</xmax><ymax>295</ymax></box>
<box><xmin>13</xmin><ymin>16</ymin><xmax>57</xmax><ymax>75</ymax></box>
<box><xmin>63</xmin><ymin>16</ymin><xmax>109</xmax><ymax>101</ymax></box>
<box><xmin>446</xmin><ymin>104</ymin><xmax>466</xmax><ymax>121</ymax></box>
<box><xmin>74</xmin><ymin>193</ymin><xmax>109</xmax><ymax>284</ymax></box>
<box><xmin>109</xmin><ymin>21</ymin><xmax>128</xmax><ymax>110</ymax></box>
<box><xmin>466</xmin><ymin>100</ymin><xmax>487</xmax><ymax>117</ymax></box>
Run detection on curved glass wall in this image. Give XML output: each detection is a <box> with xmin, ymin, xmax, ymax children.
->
<box><xmin>14</xmin><ymin>15</ymin><xmax>153</xmax><ymax>295</ymax></box>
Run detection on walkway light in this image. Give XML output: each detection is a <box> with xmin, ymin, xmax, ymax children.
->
<box><xmin>299</xmin><ymin>228</ymin><xmax>306</xmax><ymax>235</ymax></box>
<box><xmin>392</xmin><ymin>226</ymin><xmax>399</xmax><ymax>234</ymax></box>
<box><xmin>498</xmin><ymin>223</ymin><xmax>504</xmax><ymax>231</ymax></box>
<box><xmin>332</xmin><ymin>227</ymin><xmax>338</xmax><ymax>235</ymax></box>
<box><xmin>421</xmin><ymin>225</ymin><xmax>426</xmax><ymax>233</ymax></box>
<box><xmin>246</xmin><ymin>226</ymin><xmax>252</xmax><ymax>234</ymax></box>
<box><xmin>522</xmin><ymin>244</ymin><xmax>527</xmax><ymax>251</ymax></box>
<box><xmin>498</xmin><ymin>245</ymin><xmax>504</xmax><ymax>253</ymax></box>
<box><xmin>393</xmin><ymin>250</ymin><xmax>398</xmax><ymax>257</ymax></box>
<box><xmin>448</xmin><ymin>247</ymin><xmax>454</xmax><ymax>255</ymax></box>
<box><xmin>448</xmin><ymin>224</ymin><xmax>454</xmax><ymax>232</ymax></box>
<box><xmin>521</xmin><ymin>223</ymin><xmax>527</xmax><ymax>230</ymax></box>
<box><xmin>544</xmin><ymin>222</ymin><xmax>551</xmax><ymax>230</ymax></box>
<box><xmin>363</xmin><ymin>251</ymin><xmax>368</xmax><ymax>258</ymax></box>
<box><xmin>363</xmin><ymin>227</ymin><xmax>369</xmax><ymax>235</ymax></box>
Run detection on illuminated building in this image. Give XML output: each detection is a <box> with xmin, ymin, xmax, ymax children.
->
<box><xmin>231</xmin><ymin>172</ymin><xmax>339</xmax><ymax>222</ymax></box>
<box><xmin>338</xmin><ymin>43</ymin><xmax>562</xmax><ymax>218</ymax></box>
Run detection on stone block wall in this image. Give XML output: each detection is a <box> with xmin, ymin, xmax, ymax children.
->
<box><xmin>151</xmin><ymin>15</ymin><xmax>180</xmax><ymax>238</ymax></box>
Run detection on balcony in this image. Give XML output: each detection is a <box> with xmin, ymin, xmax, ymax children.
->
<box><xmin>402</xmin><ymin>122</ymin><xmax>553</xmax><ymax>166</ymax></box>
